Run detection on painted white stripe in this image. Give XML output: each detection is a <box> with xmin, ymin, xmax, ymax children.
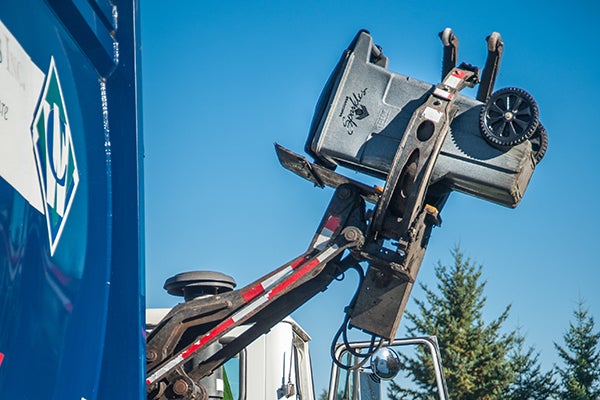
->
<box><xmin>433</xmin><ymin>88</ymin><xmax>452</xmax><ymax>100</ymax></box>
<box><xmin>444</xmin><ymin>75</ymin><xmax>461</xmax><ymax>88</ymax></box>
<box><xmin>147</xmin><ymin>354</ymin><xmax>184</xmax><ymax>384</ymax></box>
<box><xmin>316</xmin><ymin>244</ymin><xmax>338</xmax><ymax>262</ymax></box>
<box><xmin>423</xmin><ymin>107</ymin><xmax>443</xmax><ymax>123</ymax></box>
<box><xmin>314</xmin><ymin>234</ymin><xmax>330</xmax><ymax>250</ymax></box>
<box><xmin>232</xmin><ymin>295</ymin><xmax>269</xmax><ymax>322</ymax></box>
<box><xmin>261</xmin><ymin>266</ymin><xmax>293</xmax><ymax>289</ymax></box>
<box><xmin>314</xmin><ymin>227</ymin><xmax>335</xmax><ymax>250</ymax></box>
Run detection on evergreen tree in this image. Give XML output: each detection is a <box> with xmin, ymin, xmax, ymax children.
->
<box><xmin>554</xmin><ymin>300</ymin><xmax>600</xmax><ymax>400</ymax></box>
<box><xmin>389</xmin><ymin>247</ymin><xmax>516</xmax><ymax>400</ymax></box>
<box><xmin>507</xmin><ymin>331</ymin><xmax>557</xmax><ymax>400</ymax></box>
<box><xmin>318</xmin><ymin>389</ymin><xmax>328</xmax><ymax>400</ymax></box>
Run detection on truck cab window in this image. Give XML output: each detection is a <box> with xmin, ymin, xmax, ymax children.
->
<box><xmin>223</xmin><ymin>350</ymin><xmax>246</xmax><ymax>400</ymax></box>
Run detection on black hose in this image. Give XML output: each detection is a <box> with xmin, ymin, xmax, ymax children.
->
<box><xmin>329</xmin><ymin>259</ymin><xmax>386</xmax><ymax>370</ymax></box>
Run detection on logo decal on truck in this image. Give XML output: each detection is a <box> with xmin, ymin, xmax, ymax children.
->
<box><xmin>31</xmin><ymin>57</ymin><xmax>79</xmax><ymax>256</ymax></box>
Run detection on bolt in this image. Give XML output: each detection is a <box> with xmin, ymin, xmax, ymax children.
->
<box><xmin>343</xmin><ymin>227</ymin><xmax>363</xmax><ymax>243</ymax></box>
<box><xmin>503</xmin><ymin>111</ymin><xmax>514</xmax><ymax>121</ymax></box>
<box><xmin>173</xmin><ymin>379</ymin><xmax>189</xmax><ymax>396</ymax></box>
<box><xmin>146</xmin><ymin>349</ymin><xmax>158</xmax><ymax>363</ymax></box>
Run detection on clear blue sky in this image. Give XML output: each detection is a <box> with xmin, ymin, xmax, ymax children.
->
<box><xmin>141</xmin><ymin>0</ymin><xmax>600</xmax><ymax>393</ymax></box>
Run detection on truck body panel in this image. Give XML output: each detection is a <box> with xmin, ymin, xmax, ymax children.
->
<box><xmin>0</xmin><ymin>1</ymin><xmax>144</xmax><ymax>398</ymax></box>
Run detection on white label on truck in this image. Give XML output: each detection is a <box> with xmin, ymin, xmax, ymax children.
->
<box><xmin>0</xmin><ymin>19</ymin><xmax>45</xmax><ymax>213</ymax></box>
<box><xmin>0</xmin><ymin>20</ymin><xmax>79</xmax><ymax>256</ymax></box>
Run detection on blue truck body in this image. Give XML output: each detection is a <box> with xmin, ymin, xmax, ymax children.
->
<box><xmin>0</xmin><ymin>1</ymin><xmax>144</xmax><ymax>398</ymax></box>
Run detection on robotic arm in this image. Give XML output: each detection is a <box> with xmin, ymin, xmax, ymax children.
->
<box><xmin>146</xmin><ymin>28</ymin><xmax>544</xmax><ymax>400</ymax></box>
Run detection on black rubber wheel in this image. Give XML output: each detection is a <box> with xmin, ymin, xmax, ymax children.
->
<box><xmin>479</xmin><ymin>87</ymin><xmax>539</xmax><ymax>148</ymax></box>
<box><xmin>529</xmin><ymin>123</ymin><xmax>548</xmax><ymax>164</ymax></box>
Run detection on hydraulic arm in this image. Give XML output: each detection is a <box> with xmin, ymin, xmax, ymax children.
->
<box><xmin>146</xmin><ymin>27</ymin><xmax>543</xmax><ymax>400</ymax></box>
<box><xmin>146</xmin><ymin>183</ymin><xmax>368</xmax><ymax>399</ymax></box>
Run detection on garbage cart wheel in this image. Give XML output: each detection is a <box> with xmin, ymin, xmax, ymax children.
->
<box><xmin>529</xmin><ymin>123</ymin><xmax>548</xmax><ymax>164</ymax></box>
<box><xmin>479</xmin><ymin>87</ymin><xmax>539</xmax><ymax>149</ymax></box>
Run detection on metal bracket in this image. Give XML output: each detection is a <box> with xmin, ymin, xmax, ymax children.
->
<box><xmin>439</xmin><ymin>28</ymin><xmax>459</xmax><ymax>81</ymax></box>
<box><xmin>477</xmin><ymin>32</ymin><xmax>503</xmax><ymax>102</ymax></box>
<box><xmin>371</xmin><ymin>65</ymin><xmax>478</xmax><ymax>242</ymax></box>
<box><xmin>349</xmin><ymin>65</ymin><xmax>479</xmax><ymax>339</ymax></box>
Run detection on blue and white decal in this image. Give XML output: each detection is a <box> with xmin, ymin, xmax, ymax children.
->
<box><xmin>31</xmin><ymin>57</ymin><xmax>79</xmax><ymax>255</ymax></box>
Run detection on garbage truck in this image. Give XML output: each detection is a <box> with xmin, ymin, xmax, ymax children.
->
<box><xmin>0</xmin><ymin>1</ymin><xmax>546</xmax><ymax>399</ymax></box>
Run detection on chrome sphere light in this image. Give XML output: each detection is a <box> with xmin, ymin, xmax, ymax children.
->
<box><xmin>370</xmin><ymin>347</ymin><xmax>401</xmax><ymax>380</ymax></box>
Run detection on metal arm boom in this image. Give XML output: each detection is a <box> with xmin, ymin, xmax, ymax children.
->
<box><xmin>146</xmin><ymin>184</ymin><xmax>367</xmax><ymax>399</ymax></box>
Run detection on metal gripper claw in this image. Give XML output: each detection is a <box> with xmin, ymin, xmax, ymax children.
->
<box><xmin>477</xmin><ymin>32</ymin><xmax>504</xmax><ymax>102</ymax></box>
<box><xmin>439</xmin><ymin>28</ymin><xmax>459</xmax><ymax>81</ymax></box>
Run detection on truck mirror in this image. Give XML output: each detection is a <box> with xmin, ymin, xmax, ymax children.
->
<box><xmin>329</xmin><ymin>336</ymin><xmax>449</xmax><ymax>400</ymax></box>
<box><xmin>370</xmin><ymin>347</ymin><xmax>400</xmax><ymax>380</ymax></box>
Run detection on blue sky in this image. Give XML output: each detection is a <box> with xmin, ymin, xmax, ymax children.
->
<box><xmin>141</xmin><ymin>0</ymin><xmax>600</xmax><ymax>393</ymax></box>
